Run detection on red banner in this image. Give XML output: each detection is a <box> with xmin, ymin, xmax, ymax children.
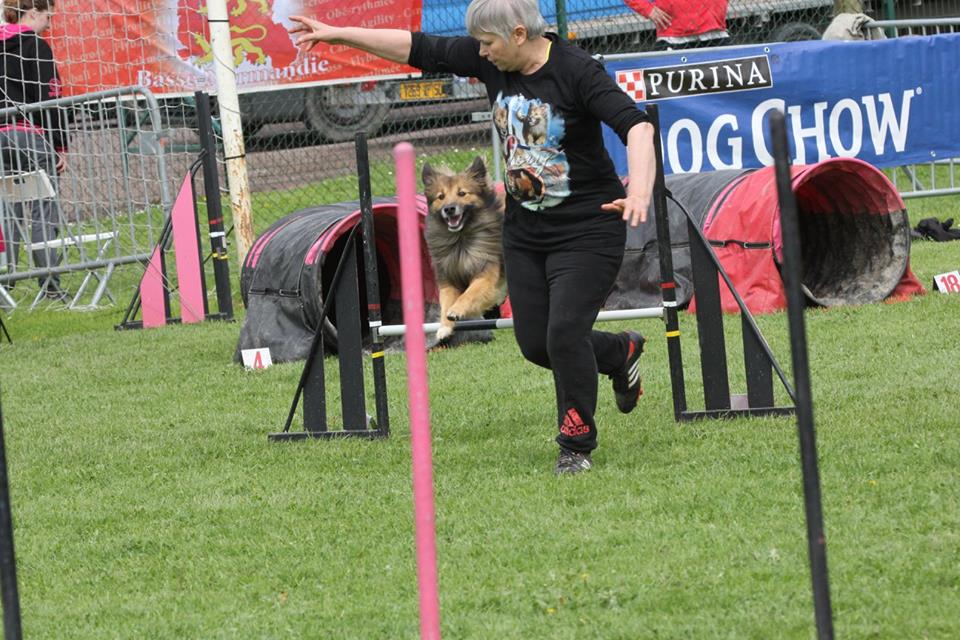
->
<box><xmin>50</xmin><ymin>0</ymin><xmax>422</xmax><ymax>97</ymax></box>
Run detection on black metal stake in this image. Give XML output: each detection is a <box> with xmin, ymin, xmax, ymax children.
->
<box><xmin>0</xmin><ymin>387</ymin><xmax>23</xmax><ymax>640</ymax></box>
<box><xmin>355</xmin><ymin>133</ymin><xmax>390</xmax><ymax>435</ymax></box>
<box><xmin>770</xmin><ymin>110</ymin><xmax>835</xmax><ymax>640</ymax></box>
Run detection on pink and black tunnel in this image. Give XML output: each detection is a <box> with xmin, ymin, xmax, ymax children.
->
<box><xmin>607</xmin><ymin>157</ymin><xmax>924</xmax><ymax>314</ymax></box>
<box><xmin>236</xmin><ymin>197</ymin><xmax>438</xmax><ymax>363</ymax></box>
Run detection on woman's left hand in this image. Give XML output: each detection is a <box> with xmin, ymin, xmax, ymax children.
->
<box><xmin>288</xmin><ymin>15</ymin><xmax>336</xmax><ymax>52</ymax></box>
<box><xmin>602</xmin><ymin>194</ymin><xmax>650</xmax><ymax>227</ymax></box>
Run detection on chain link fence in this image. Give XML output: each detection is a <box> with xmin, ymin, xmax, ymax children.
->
<box><xmin>227</xmin><ymin>0</ymin><xmax>960</xmax><ymax>218</ymax></box>
<box><xmin>240</xmin><ymin>0</ymin><xmax>844</xmax><ymax>215</ymax></box>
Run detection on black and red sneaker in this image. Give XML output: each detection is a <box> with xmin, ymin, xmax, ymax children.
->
<box><xmin>610</xmin><ymin>331</ymin><xmax>645</xmax><ymax>414</ymax></box>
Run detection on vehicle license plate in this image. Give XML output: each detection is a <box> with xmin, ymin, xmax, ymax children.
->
<box><xmin>399</xmin><ymin>80</ymin><xmax>448</xmax><ymax>100</ymax></box>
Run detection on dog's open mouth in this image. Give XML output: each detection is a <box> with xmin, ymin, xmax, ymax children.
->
<box><xmin>444</xmin><ymin>212</ymin><xmax>465</xmax><ymax>232</ymax></box>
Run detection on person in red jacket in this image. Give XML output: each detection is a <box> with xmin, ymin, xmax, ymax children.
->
<box><xmin>624</xmin><ymin>0</ymin><xmax>730</xmax><ymax>50</ymax></box>
<box><xmin>0</xmin><ymin>0</ymin><xmax>69</xmax><ymax>298</ymax></box>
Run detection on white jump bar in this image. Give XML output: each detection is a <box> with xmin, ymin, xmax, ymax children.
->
<box><xmin>376</xmin><ymin>307</ymin><xmax>664</xmax><ymax>338</ymax></box>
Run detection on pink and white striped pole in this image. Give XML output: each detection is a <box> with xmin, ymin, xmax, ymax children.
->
<box><xmin>394</xmin><ymin>142</ymin><xmax>442</xmax><ymax>640</ymax></box>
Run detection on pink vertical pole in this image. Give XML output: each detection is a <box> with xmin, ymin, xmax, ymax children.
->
<box><xmin>394</xmin><ymin>142</ymin><xmax>442</xmax><ymax>640</ymax></box>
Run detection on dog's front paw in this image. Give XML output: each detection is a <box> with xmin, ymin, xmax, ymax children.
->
<box><xmin>436</xmin><ymin>324</ymin><xmax>454</xmax><ymax>341</ymax></box>
<box><xmin>446</xmin><ymin>303</ymin><xmax>469</xmax><ymax>321</ymax></box>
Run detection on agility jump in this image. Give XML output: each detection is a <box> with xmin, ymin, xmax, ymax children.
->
<box><xmin>272</xmin><ymin>103</ymin><xmax>798</xmax><ymax>441</ymax></box>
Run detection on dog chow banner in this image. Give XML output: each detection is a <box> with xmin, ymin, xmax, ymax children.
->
<box><xmin>50</xmin><ymin>0</ymin><xmax>422</xmax><ymax>96</ymax></box>
<box><xmin>603</xmin><ymin>33</ymin><xmax>960</xmax><ymax>175</ymax></box>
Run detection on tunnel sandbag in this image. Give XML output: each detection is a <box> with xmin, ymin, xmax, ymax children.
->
<box><xmin>234</xmin><ymin>197</ymin><xmax>439</xmax><ymax>364</ymax></box>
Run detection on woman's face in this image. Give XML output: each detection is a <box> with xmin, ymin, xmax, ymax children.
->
<box><xmin>23</xmin><ymin>7</ymin><xmax>54</xmax><ymax>34</ymax></box>
<box><xmin>476</xmin><ymin>31</ymin><xmax>519</xmax><ymax>72</ymax></box>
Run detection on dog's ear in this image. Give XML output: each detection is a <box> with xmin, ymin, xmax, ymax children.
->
<box><xmin>466</xmin><ymin>157</ymin><xmax>488</xmax><ymax>184</ymax></box>
<box><xmin>421</xmin><ymin>163</ymin><xmax>437</xmax><ymax>189</ymax></box>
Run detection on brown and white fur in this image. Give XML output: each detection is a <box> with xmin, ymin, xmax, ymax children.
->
<box><xmin>421</xmin><ymin>157</ymin><xmax>507</xmax><ymax>342</ymax></box>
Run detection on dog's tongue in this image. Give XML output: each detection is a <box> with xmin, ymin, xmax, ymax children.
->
<box><xmin>447</xmin><ymin>213</ymin><xmax>464</xmax><ymax>231</ymax></box>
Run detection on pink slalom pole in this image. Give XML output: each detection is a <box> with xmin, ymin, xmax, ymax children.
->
<box><xmin>394</xmin><ymin>142</ymin><xmax>442</xmax><ymax>640</ymax></box>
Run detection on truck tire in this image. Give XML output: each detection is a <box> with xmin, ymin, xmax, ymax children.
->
<box><xmin>304</xmin><ymin>85</ymin><xmax>390</xmax><ymax>142</ymax></box>
<box><xmin>771</xmin><ymin>21</ymin><xmax>823</xmax><ymax>42</ymax></box>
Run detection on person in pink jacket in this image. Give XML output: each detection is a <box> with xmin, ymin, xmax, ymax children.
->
<box><xmin>1</xmin><ymin>0</ymin><xmax>69</xmax><ymax>298</ymax></box>
<box><xmin>624</xmin><ymin>0</ymin><xmax>730</xmax><ymax>50</ymax></box>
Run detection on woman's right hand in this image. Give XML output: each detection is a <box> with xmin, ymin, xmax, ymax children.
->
<box><xmin>287</xmin><ymin>15</ymin><xmax>337</xmax><ymax>52</ymax></box>
<box><xmin>649</xmin><ymin>7</ymin><xmax>672</xmax><ymax>30</ymax></box>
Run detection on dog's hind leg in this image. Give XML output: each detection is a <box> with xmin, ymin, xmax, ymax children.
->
<box><xmin>446</xmin><ymin>263</ymin><xmax>505</xmax><ymax>322</ymax></box>
<box><xmin>436</xmin><ymin>284</ymin><xmax>463</xmax><ymax>341</ymax></box>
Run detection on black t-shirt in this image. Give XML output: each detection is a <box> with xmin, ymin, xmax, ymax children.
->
<box><xmin>1</xmin><ymin>27</ymin><xmax>68</xmax><ymax>151</ymax></box>
<box><xmin>409</xmin><ymin>31</ymin><xmax>648</xmax><ymax>253</ymax></box>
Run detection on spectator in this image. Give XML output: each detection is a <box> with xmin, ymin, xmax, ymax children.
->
<box><xmin>624</xmin><ymin>0</ymin><xmax>731</xmax><ymax>50</ymax></box>
<box><xmin>1</xmin><ymin>0</ymin><xmax>68</xmax><ymax>299</ymax></box>
<box><xmin>822</xmin><ymin>0</ymin><xmax>885</xmax><ymax>41</ymax></box>
<box><xmin>290</xmin><ymin>0</ymin><xmax>657</xmax><ymax>475</ymax></box>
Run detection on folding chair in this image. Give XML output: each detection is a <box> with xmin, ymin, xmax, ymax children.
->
<box><xmin>0</xmin><ymin>169</ymin><xmax>118</xmax><ymax>310</ymax></box>
<box><xmin>27</xmin><ymin>230</ymin><xmax>118</xmax><ymax>310</ymax></box>
<box><xmin>0</xmin><ymin>169</ymin><xmax>57</xmax><ymax>310</ymax></box>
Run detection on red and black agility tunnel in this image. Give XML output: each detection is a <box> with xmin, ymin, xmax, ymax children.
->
<box><xmin>607</xmin><ymin>157</ymin><xmax>925</xmax><ymax>314</ymax></box>
<box><xmin>234</xmin><ymin>197</ymin><xmax>439</xmax><ymax>363</ymax></box>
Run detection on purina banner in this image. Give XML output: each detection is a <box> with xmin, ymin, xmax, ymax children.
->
<box><xmin>50</xmin><ymin>0</ymin><xmax>422</xmax><ymax>96</ymax></box>
<box><xmin>603</xmin><ymin>33</ymin><xmax>960</xmax><ymax>175</ymax></box>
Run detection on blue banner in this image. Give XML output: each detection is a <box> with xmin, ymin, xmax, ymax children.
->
<box><xmin>603</xmin><ymin>34</ymin><xmax>960</xmax><ymax>175</ymax></box>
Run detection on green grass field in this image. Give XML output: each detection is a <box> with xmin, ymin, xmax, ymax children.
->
<box><xmin>0</xmin><ymin>187</ymin><xmax>958</xmax><ymax>638</ymax></box>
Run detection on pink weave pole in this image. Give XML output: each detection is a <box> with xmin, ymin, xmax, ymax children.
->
<box><xmin>394</xmin><ymin>142</ymin><xmax>442</xmax><ymax>640</ymax></box>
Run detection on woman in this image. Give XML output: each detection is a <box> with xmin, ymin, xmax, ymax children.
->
<box><xmin>1</xmin><ymin>0</ymin><xmax>68</xmax><ymax>298</ymax></box>
<box><xmin>290</xmin><ymin>0</ymin><xmax>656</xmax><ymax>475</ymax></box>
<box><xmin>624</xmin><ymin>0</ymin><xmax>731</xmax><ymax>50</ymax></box>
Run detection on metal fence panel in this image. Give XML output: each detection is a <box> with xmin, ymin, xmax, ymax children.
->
<box><xmin>864</xmin><ymin>17</ymin><xmax>960</xmax><ymax>198</ymax></box>
<box><xmin>0</xmin><ymin>88</ymin><xmax>173</xmax><ymax>310</ymax></box>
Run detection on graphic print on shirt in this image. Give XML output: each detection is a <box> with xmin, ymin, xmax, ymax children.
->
<box><xmin>493</xmin><ymin>92</ymin><xmax>570</xmax><ymax>210</ymax></box>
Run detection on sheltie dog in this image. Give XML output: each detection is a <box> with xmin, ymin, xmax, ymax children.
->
<box><xmin>421</xmin><ymin>156</ymin><xmax>507</xmax><ymax>341</ymax></box>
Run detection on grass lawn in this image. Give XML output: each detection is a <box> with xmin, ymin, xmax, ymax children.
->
<box><xmin>0</xmin><ymin>190</ymin><xmax>957</xmax><ymax>638</ymax></box>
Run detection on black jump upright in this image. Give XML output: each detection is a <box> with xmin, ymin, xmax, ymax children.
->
<box><xmin>646</xmin><ymin>104</ymin><xmax>797</xmax><ymax>422</ymax></box>
<box><xmin>269</xmin><ymin>133</ymin><xmax>389</xmax><ymax>441</ymax></box>
<box><xmin>769</xmin><ymin>110</ymin><xmax>835</xmax><ymax>640</ymax></box>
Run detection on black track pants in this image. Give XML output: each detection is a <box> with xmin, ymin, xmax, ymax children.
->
<box><xmin>504</xmin><ymin>245</ymin><xmax>631</xmax><ymax>453</ymax></box>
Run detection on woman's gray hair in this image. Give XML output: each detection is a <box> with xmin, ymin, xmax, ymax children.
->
<box><xmin>465</xmin><ymin>0</ymin><xmax>547</xmax><ymax>41</ymax></box>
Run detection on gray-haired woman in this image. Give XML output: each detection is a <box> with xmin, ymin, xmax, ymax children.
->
<box><xmin>290</xmin><ymin>0</ymin><xmax>656</xmax><ymax>475</ymax></box>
